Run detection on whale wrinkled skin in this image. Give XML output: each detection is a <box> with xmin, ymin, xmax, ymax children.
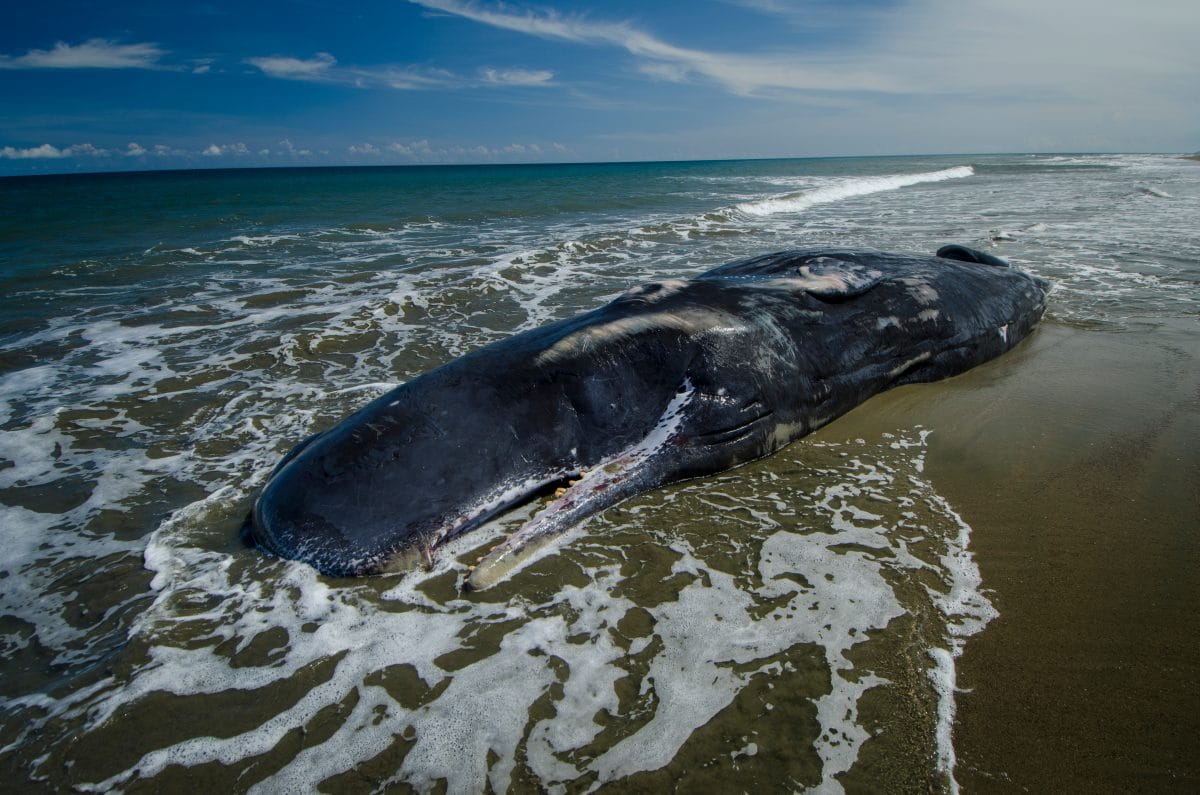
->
<box><xmin>249</xmin><ymin>245</ymin><xmax>1048</xmax><ymax>589</ymax></box>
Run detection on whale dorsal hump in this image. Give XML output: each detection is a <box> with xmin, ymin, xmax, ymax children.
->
<box><xmin>701</xmin><ymin>250</ymin><xmax>883</xmax><ymax>299</ymax></box>
<box><xmin>936</xmin><ymin>244</ymin><xmax>1010</xmax><ymax>268</ymax></box>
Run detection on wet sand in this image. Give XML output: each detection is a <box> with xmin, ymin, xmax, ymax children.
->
<box><xmin>882</xmin><ymin>318</ymin><xmax>1200</xmax><ymax>790</ymax></box>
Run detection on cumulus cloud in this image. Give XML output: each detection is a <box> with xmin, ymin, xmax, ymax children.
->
<box><xmin>202</xmin><ymin>142</ymin><xmax>250</xmax><ymax>157</ymax></box>
<box><xmin>245</xmin><ymin>52</ymin><xmax>336</xmax><ymax>80</ymax></box>
<box><xmin>0</xmin><ymin>39</ymin><xmax>167</xmax><ymax>70</ymax></box>
<box><xmin>0</xmin><ymin>144</ymin><xmax>66</xmax><ymax>159</ymax></box>
<box><xmin>279</xmin><ymin>138</ymin><xmax>312</xmax><ymax>156</ymax></box>
<box><xmin>348</xmin><ymin>140</ymin><xmax>432</xmax><ymax>158</ymax></box>
<box><xmin>0</xmin><ymin>143</ymin><xmax>110</xmax><ymax>159</ymax></box>
<box><xmin>343</xmin><ymin>138</ymin><xmax>563</xmax><ymax>163</ymax></box>
<box><xmin>389</xmin><ymin>140</ymin><xmax>434</xmax><ymax>157</ymax></box>
<box><xmin>125</xmin><ymin>142</ymin><xmax>147</xmax><ymax>156</ymax></box>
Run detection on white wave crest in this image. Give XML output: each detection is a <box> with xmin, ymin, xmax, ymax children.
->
<box><xmin>735</xmin><ymin>166</ymin><xmax>974</xmax><ymax>217</ymax></box>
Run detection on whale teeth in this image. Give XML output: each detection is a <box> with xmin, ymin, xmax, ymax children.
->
<box><xmin>467</xmin><ymin>564</ymin><xmax>476</xmax><ymax>572</ymax></box>
<box><xmin>554</xmin><ymin>487</ymin><xmax>566</xmax><ymax>497</ymax></box>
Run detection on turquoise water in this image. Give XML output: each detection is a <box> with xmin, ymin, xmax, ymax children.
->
<box><xmin>1</xmin><ymin>154</ymin><xmax>1196</xmax><ymax>791</ymax></box>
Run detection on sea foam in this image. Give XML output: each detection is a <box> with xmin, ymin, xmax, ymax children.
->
<box><xmin>8</xmin><ymin>429</ymin><xmax>991</xmax><ymax>793</ymax></box>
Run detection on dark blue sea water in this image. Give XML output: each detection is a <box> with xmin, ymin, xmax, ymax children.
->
<box><xmin>1</xmin><ymin>154</ymin><xmax>1196</xmax><ymax>791</ymax></box>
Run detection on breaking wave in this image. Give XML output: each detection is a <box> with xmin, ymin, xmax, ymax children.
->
<box><xmin>735</xmin><ymin>166</ymin><xmax>974</xmax><ymax>217</ymax></box>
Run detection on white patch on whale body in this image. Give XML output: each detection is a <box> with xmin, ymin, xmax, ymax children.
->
<box><xmin>619</xmin><ymin>279</ymin><xmax>689</xmax><ymax>303</ymax></box>
<box><xmin>760</xmin><ymin>264</ymin><xmax>883</xmax><ymax>298</ymax></box>
<box><xmin>888</xmin><ymin>350</ymin><xmax>932</xmax><ymax>380</ymax></box>
<box><xmin>876</xmin><ymin>316</ymin><xmax>902</xmax><ymax>330</ymax></box>
<box><xmin>917</xmin><ymin>308</ymin><xmax>940</xmax><ymax>322</ymax></box>
<box><xmin>900</xmin><ymin>278</ymin><xmax>940</xmax><ymax>305</ymax></box>
<box><xmin>535</xmin><ymin>307</ymin><xmax>741</xmax><ymax>365</ymax></box>
<box><xmin>767</xmin><ymin>417</ymin><xmax>809</xmax><ymax>452</ymax></box>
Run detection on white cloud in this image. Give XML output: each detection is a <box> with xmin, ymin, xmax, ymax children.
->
<box><xmin>0</xmin><ymin>143</ymin><xmax>111</xmax><ymax>159</ymax></box>
<box><xmin>125</xmin><ymin>142</ymin><xmax>146</xmax><ymax>156</ymax></box>
<box><xmin>246</xmin><ymin>47</ymin><xmax>553</xmax><ymax>92</ymax></box>
<box><xmin>388</xmin><ymin>140</ymin><xmax>434</xmax><ymax>157</ymax></box>
<box><xmin>202</xmin><ymin>142</ymin><xmax>250</xmax><ymax>157</ymax></box>
<box><xmin>0</xmin><ymin>39</ymin><xmax>166</xmax><ymax>70</ymax></box>
<box><xmin>409</xmin><ymin>0</ymin><xmax>904</xmax><ymax>94</ymax></box>
<box><xmin>279</xmin><ymin>138</ymin><xmax>312</xmax><ymax>156</ymax></box>
<box><xmin>69</xmin><ymin>143</ymin><xmax>108</xmax><ymax>157</ymax></box>
<box><xmin>245</xmin><ymin>52</ymin><xmax>336</xmax><ymax>80</ymax></box>
<box><xmin>480</xmin><ymin>67</ymin><xmax>554</xmax><ymax>86</ymax></box>
<box><xmin>367</xmin><ymin>65</ymin><xmax>457</xmax><ymax>90</ymax></box>
<box><xmin>246</xmin><ymin>52</ymin><xmax>444</xmax><ymax>89</ymax></box>
<box><xmin>342</xmin><ymin>138</ymin><xmax>564</xmax><ymax>163</ymax></box>
<box><xmin>0</xmin><ymin>144</ymin><xmax>66</xmax><ymax>159</ymax></box>
<box><xmin>348</xmin><ymin>140</ymin><xmax>434</xmax><ymax>158</ymax></box>
<box><xmin>409</xmin><ymin>0</ymin><xmax>1200</xmax><ymax>104</ymax></box>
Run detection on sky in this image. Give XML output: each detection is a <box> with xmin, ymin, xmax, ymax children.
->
<box><xmin>1</xmin><ymin>0</ymin><xmax>1197</xmax><ymax>175</ymax></box>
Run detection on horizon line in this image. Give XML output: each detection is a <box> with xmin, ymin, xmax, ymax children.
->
<box><xmin>2</xmin><ymin>150</ymin><xmax>1191</xmax><ymax>181</ymax></box>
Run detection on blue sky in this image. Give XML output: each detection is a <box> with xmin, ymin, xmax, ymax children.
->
<box><xmin>1</xmin><ymin>0</ymin><xmax>1197</xmax><ymax>174</ymax></box>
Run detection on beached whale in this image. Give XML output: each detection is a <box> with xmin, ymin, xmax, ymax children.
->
<box><xmin>249</xmin><ymin>245</ymin><xmax>1048</xmax><ymax>589</ymax></box>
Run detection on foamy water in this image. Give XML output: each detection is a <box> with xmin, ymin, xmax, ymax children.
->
<box><xmin>1</xmin><ymin>153</ymin><xmax>1197</xmax><ymax>791</ymax></box>
<box><xmin>8</xmin><ymin>430</ymin><xmax>990</xmax><ymax>793</ymax></box>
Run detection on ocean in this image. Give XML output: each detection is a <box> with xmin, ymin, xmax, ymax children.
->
<box><xmin>1</xmin><ymin>154</ymin><xmax>1197</xmax><ymax>792</ymax></box>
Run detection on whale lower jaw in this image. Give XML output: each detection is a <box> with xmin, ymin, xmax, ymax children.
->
<box><xmin>463</xmin><ymin>380</ymin><xmax>699</xmax><ymax>589</ymax></box>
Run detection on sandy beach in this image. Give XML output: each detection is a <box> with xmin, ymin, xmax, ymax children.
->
<box><xmin>912</xmin><ymin>318</ymin><xmax>1198</xmax><ymax>790</ymax></box>
<box><xmin>815</xmin><ymin>316</ymin><xmax>1200</xmax><ymax>789</ymax></box>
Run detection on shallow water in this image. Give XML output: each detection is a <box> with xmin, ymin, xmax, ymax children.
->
<box><xmin>1</xmin><ymin>154</ymin><xmax>1196</xmax><ymax>791</ymax></box>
